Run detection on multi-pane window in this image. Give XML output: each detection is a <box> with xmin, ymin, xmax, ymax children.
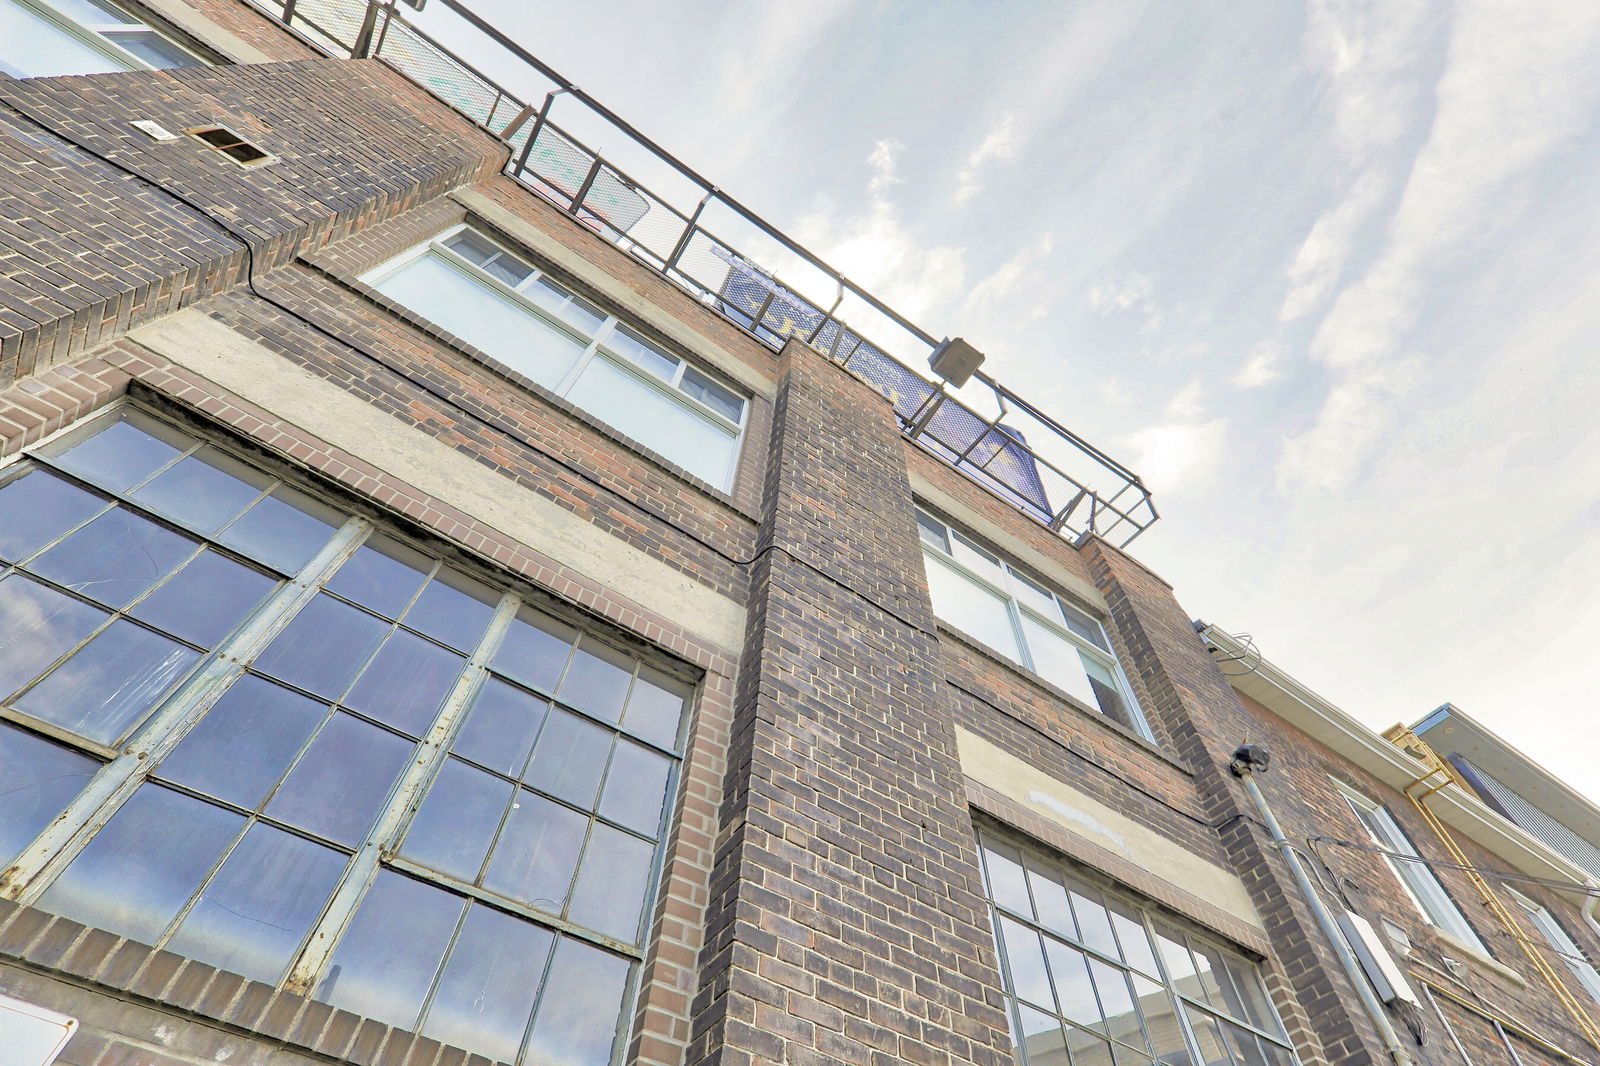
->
<box><xmin>1508</xmin><ymin>889</ymin><xmax>1600</xmax><ymax>1004</ymax></box>
<box><xmin>916</xmin><ymin>510</ymin><xmax>1148</xmax><ymax>737</ymax></box>
<box><xmin>1335</xmin><ymin>784</ymin><xmax>1489</xmax><ymax>955</ymax></box>
<box><xmin>979</xmin><ymin>829</ymin><xmax>1297</xmax><ymax>1066</ymax></box>
<box><xmin>0</xmin><ymin>405</ymin><xmax>692</xmax><ymax>1066</ymax></box>
<box><xmin>0</xmin><ymin>0</ymin><xmax>204</xmax><ymax>78</ymax></box>
<box><xmin>364</xmin><ymin>226</ymin><xmax>748</xmax><ymax>490</ymax></box>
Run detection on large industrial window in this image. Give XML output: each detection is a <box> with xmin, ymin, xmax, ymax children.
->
<box><xmin>1335</xmin><ymin>784</ymin><xmax>1489</xmax><ymax>956</ymax></box>
<box><xmin>364</xmin><ymin>226</ymin><xmax>748</xmax><ymax>490</ymax></box>
<box><xmin>0</xmin><ymin>405</ymin><xmax>691</xmax><ymax>1066</ymax></box>
<box><xmin>0</xmin><ymin>0</ymin><xmax>204</xmax><ymax>78</ymax></box>
<box><xmin>979</xmin><ymin>829</ymin><xmax>1297</xmax><ymax>1066</ymax></box>
<box><xmin>916</xmin><ymin>510</ymin><xmax>1149</xmax><ymax>738</ymax></box>
<box><xmin>1508</xmin><ymin>888</ymin><xmax>1600</xmax><ymax>1004</ymax></box>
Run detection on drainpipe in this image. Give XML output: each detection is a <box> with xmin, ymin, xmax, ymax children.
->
<box><xmin>1229</xmin><ymin>744</ymin><xmax>1418</xmax><ymax>1066</ymax></box>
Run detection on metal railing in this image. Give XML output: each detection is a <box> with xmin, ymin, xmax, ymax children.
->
<box><xmin>246</xmin><ymin>0</ymin><xmax>1159</xmax><ymax>546</ymax></box>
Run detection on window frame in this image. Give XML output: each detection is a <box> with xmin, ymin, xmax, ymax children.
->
<box><xmin>0</xmin><ymin>400</ymin><xmax>694</xmax><ymax>1066</ymax></box>
<box><xmin>361</xmin><ymin>224</ymin><xmax>749</xmax><ymax>491</ymax></box>
<box><xmin>1</xmin><ymin>0</ymin><xmax>206</xmax><ymax>77</ymax></box>
<box><xmin>1333</xmin><ymin>782</ymin><xmax>1490</xmax><ymax>955</ymax></box>
<box><xmin>1507</xmin><ymin>887</ymin><xmax>1600</xmax><ymax>1004</ymax></box>
<box><xmin>915</xmin><ymin>509</ymin><xmax>1150</xmax><ymax>738</ymax></box>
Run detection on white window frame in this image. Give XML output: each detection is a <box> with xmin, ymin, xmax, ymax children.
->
<box><xmin>362</xmin><ymin>224</ymin><xmax>749</xmax><ymax>491</ymax></box>
<box><xmin>1334</xmin><ymin>782</ymin><xmax>1489</xmax><ymax>955</ymax></box>
<box><xmin>915</xmin><ymin>509</ymin><xmax>1150</xmax><ymax>738</ymax></box>
<box><xmin>1</xmin><ymin>0</ymin><xmax>205</xmax><ymax>77</ymax></box>
<box><xmin>1507</xmin><ymin>887</ymin><xmax>1600</xmax><ymax>1004</ymax></box>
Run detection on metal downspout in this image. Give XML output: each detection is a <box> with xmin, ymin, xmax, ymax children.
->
<box><xmin>1231</xmin><ymin>751</ymin><xmax>1418</xmax><ymax>1066</ymax></box>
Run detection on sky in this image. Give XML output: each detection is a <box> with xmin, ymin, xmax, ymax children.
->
<box><xmin>429</xmin><ymin>1</ymin><xmax>1600</xmax><ymax>798</ymax></box>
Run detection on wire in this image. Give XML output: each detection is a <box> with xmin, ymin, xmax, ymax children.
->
<box><xmin>1308</xmin><ymin>834</ymin><xmax>1600</xmax><ymax>899</ymax></box>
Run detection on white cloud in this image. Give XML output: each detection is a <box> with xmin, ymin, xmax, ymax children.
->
<box><xmin>866</xmin><ymin>138</ymin><xmax>905</xmax><ymax>198</ymax></box>
<box><xmin>1119</xmin><ymin>381</ymin><xmax>1228</xmax><ymax>495</ymax></box>
<box><xmin>1276</xmin><ymin>360</ymin><xmax>1418</xmax><ymax>491</ymax></box>
<box><xmin>1087</xmin><ymin>272</ymin><xmax>1152</xmax><ymax>314</ymax></box>
<box><xmin>1279</xmin><ymin>168</ymin><xmax>1388</xmax><ymax>321</ymax></box>
<box><xmin>1232</xmin><ymin>341</ymin><xmax>1285</xmax><ymax>389</ymax></box>
<box><xmin>1302</xmin><ymin>0</ymin><xmax>1434</xmax><ymax>159</ymax></box>
<box><xmin>953</xmin><ymin>112</ymin><xmax>1023</xmax><ymax>205</ymax></box>
<box><xmin>964</xmin><ymin>233</ymin><xmax>1055</xmax><ymax>319</ymax></box>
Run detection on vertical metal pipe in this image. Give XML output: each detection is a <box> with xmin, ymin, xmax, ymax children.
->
<box><xmin>1234</xmin><ymin>762</ymin><xmax>1418</xmax><ymax>1066</ymax></box>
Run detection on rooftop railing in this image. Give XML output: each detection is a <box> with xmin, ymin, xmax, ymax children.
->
<box><xmin>246</xmin><ymin>0</ymin><xmax>1159</xmax><ymax>546</ymax></box>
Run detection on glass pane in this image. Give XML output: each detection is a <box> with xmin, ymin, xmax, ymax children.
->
<box><xmin>131</xmin><ymin>550</ymin><xmax>276</xmax><ymax>647</ymax></box>
<box><xmin>404</xmin><ymin>570</ymin><xmax>497</xmax><ymax>651</ymax></box>
<box><xmin>1000</xmin><ymin>916</ymin><xmax>1055</xmax><ymax>1012</ymax></box>
<box><xmin>621</xmin><ymin>666</ymin><xmax>687</xmax><ymax>750</ymax></box>
<box><xmin>251</xmin><ymin>594</ymin><xmax>389</xmax><ymax>699</ymax></box>
<box><xmin>0</xmin><ymin>470</ymin><xmax>105</xmax><ymax>564</ymax></box>
<box><xmin>524</xmin><ymin>278</ymin><xmax>606</xmax><ymax>334</ymax></box>
<box><xmin>30</xmin><ymin>507</ymin><xmax>195</xmax><ymax>608</ymax></box>
<box><xmin>319</xmin><ymin>870</ymin><xmax>464</xmax><ymax>1030</ymax></box>
<box><xmin>101</xmin><ymin>29</ymin><xmax>201</xmax><ymax>69</ymax></box>
<box><xmin>423</xmin><ymin>904</ymin><xmax>553</xmax><ymax>1063</ymax></box>
<box><xmin>38</xmin><ymin>785</ymin><xmax>240</xmax><ymax>944</ymax></box>
<box><xmin>343</xmin><ymin>630</ymin><xmax>466</xmax><ymax>736</ymax></box>
<box><xmin>565</xmin><ymin>355</ymin><xmax>739</xmax><ymax>488</ymax></box>
<box><xmin>1068</xmin><ymin>880</ymin><xmax>1121</xmax><ymax>959</ymax></box>
<box><xmin>0</xmin><ymin>573</ymin><xmax>107</xmax><ymax>700</ymax></box>
<box><xmin>1019</xmin><ymin>615</ymin><xmax>1100</xmax><ymax>710</ymax></box>
<box><xmin>1107</xmin><ymin>896</ymin><xmax>1162</xmax><ymax>977</ymax></box>
<box><xmin>16</xmin><ymin>619</ymin><xmax>198</xmax><ymax>744</ymax></box>
<box><xmin>569</xmin><ymin>824</ymin><xmax>653</xmax><ymax>942</ymax></box>
<box><xmin>401</xmin><ymin>758</ymin><xmax>513</xmax><ymax>883</ymax></box>
<box><xmin>523</xmin><ymin>937</ymin><xmax>630</xmax><ymax>1066</ymax></box>
<box><xmin>265</xmin><ymin>713</ymin><xmax>412</xmax><ymax>845</ymax></box>
<box><xmin>1059</xmin><ymin>600</ymin><xmax>1110</xmax><ymax>650</ymax></box>
<box><xmin>923</xmin><ymin>557</ymin><xmax>1021</xmax><ymax>662</ymax></box>
<box><xmin>482</xmin><ymin>790</ymin><xmax>587</xmax><ymax>913</ymax></box>
<box><xmin>1084</xmin><ymin>657</ymin><xmax>1134</xmax><ymax>726</ymax></box>
<box><xmin>558</xmin><ymin>639</ymin><xmax>632</xmax><ymax>723</ymax></box>
<box><xmin>603</xmin><ymin>326</ymin><xmax>678</xmax><ymax>381</ymax></box>
<box><xmin>453</xmin><ymin>678</ymin><xmax>547</xmax><ymax>777</ymax></box>
<box><xmin>52</xmin><ymin>0</ymin><xmax>140</xmax><ymax>23</ymax></box>
<box><xmin>373</xmin><ymin>254</ymin><xmax>586</xmax><ymax>390</ymax></box>
<box><xmin>525</xmin><ymin>708</ymin><xmax>610</xmax><ymax>808</ymax></box>
<box><xmin>493</xmin><ymin>610</ymin><xmax>576</xmax><ymax>694</ymax></box>
<box><xmin>982</xmin><ymin>840</ymin><xmax>1034</xmax><ymax>919</ymax></box>
<box><xmin>166</xmin><ymin>824</ymin><xmax>344</xmax><ymax>983</ymax></box>
<box><xmin>680</xmin><ymin>367</ymin><xmax>744</xmax><ymax>422</ymax></box>
<box><xmin>950</xmin><ymin>530</ymin><xmax>1005</xmax><ymax>580</ymax></box>
<box><xmin>1088</xmin><ymin>958</ymin><xmax>1144</xmax><ymax>1050</ymax></box>
<box><xmin>218</xmin><ymin>487</ymin><xmax>339</xmax><ymax>575</ymax></box>
<box><xmin>1044</xmin><ymin>939</ymin><xmax>1101</xmax><ymax>1028</ymax></box>
<box><xmin>0</xmin><ymin>724</ymin><xmax>99</xmax><ymax>865</ymax></box>
<box><xmin>443</xmin><ymin>230</ymin><xmax>500</xmax><ymax>267</ymax></box>
<box><xmin>1155</xmin><ymin>923</ymin><xmax>1200</xmax><ymax>992</ymax></box>
<box><xmin>326</xmin><ymin>536</ymin><xmax>431</xmax><ymax>619</ymax></box>
<box><xmin>916</xmin><ymin>512</ymin><xmax>950</xmax><ymax>553</ymax></box>
<box><xmin>50</xmin><ymin>413</ymin><xmax>184</xmax><ymax>490</ymax></box>
<box><xmin>1219</xmin><ymin>1022</ymin><xmax>1272</xmax><ymax>1066</ymax></box>
<box><xmin>157</xmin><ymin>675</ymin><xmax>324</xmax><ymax>809</ymax></box>
<box><xmin>1063</xmin><ymin>1029</ymin><xmax>1117</xmax><ymax>1066</ymax></box>
<box><xmin>1184</xmin><ymin>1006</ymin><xmax>1232</xmax><ymax>1066</ymax></box>
<box><xmin>1011</xmin><ymin>570</ymin><xmax>1064</xmax><ymax>624</ymax></box>
<box><xmin>1015</xmin><ymin>1005</ymin><xmax>1070</xmax><ymax>1066</ymax></box>
<box><xmin>129</xmin><ymin>451</ymin><xmax>265</xmax><ymax>534</ymax></box>
<box><xmin>1027</xmin><ymin>862</ymin><xmax>1077</xmax><ymax>941</ymax></box>
<box><xmin>1218</xmin><ymin>953</ymin><xmax>1279</xmax><ymax>1034</ymax></box>
<box><xmin>1189</xmin><ymin>940</ymin><xmax>1229</xmax><ymax>1008</ymax></box>
<box><xmin>599</xmin><ymin>739</ymin><xmax>672</xmax><ymax>837</ymax></box>
<box><xmin>1133</xmin><ymin>975</ymin><xmax>1185</xmax><ymax>1062</ymax></box>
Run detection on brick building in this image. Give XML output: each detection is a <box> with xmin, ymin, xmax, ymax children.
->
<box><xmin>1</xmin><ymin>3</ymin><xmax>1597</xmax><ymax>1066</ymax></box>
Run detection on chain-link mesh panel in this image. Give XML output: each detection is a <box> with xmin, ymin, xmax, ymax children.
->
<box><xmin>372</xmin><ymin>17</ymin><xmax>506</xmax><ymax>128</ymax></box>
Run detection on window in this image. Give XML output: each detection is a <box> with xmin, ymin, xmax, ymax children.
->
<box><xmin>0</xmin><ymin>405</ymin><xmax>692</xmax><ymax>1066</ymax></box>
<box><xmin>916</xmin><ymin>510</ymin><xmax>1149</xmax><ymax>737</ymax></box>
<box><xmin>364</xmin><ymin>226</ymin><xmax>748</xmax><ymax>490</ymax></box>
<box><xmin>979</xmin><ymin>829</ymin><xmax>1297</xmax><ymax>1066</ymax></box>
<box><xmin>1508</xmin><ymin>889</ymin><xmax>1600</xmax><ymax>1004</ymax></box>
<box><xmin>0</xmin><ymin>0</ymin><xmax>204</xmax><ymax>78</ymax></box>
<box><xmin>1335</xmin><ymin>784</ymin><xmax>1489</xmax><ymax>955</ymax></box>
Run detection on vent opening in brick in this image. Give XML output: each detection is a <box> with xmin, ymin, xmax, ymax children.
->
<box><xmin>185</xmin><ymin>126</ymin><xmax>274</xmax><ymax>167</ymax></box>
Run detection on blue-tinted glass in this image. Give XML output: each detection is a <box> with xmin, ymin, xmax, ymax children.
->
<box><xmin>0</xmin><ymin>470</ymin><xmax>105</xmax><ymax>564</ymax></box>
<box><xmin>0</xmin><ymin>573</ymin><xmax>107</xmax><ymax>700</ymax></box>
<box><xmin>621</xmin><ymin>666</ymin><xmax>686</xmax><ymax>750</ymax></box>
<box><xmin>401</xmin><ymin>758</ymin><xmax>512</xmax><ymax>883</ymax></box>
<box><xmin>29</xmin><ymin>507</ymin><xmax>195</xmax><ymax>608</ymax></box>
<box><xmin>327</xmin><ymin>538</ymin><xmax>431</xmax><ymax>619</ymax></box>
<box><xmin>523</xmin><ymin>937</ymin><xmax>630</xmax><ymax>1066</ymax></box>
<box><xmin>524</xmin><ymin>708</ymin><xmax>610</xmax><ymax>808</ymax></box>
<box><xmin>265</xmin><ymin>713</ymin><xmax>412</xmax><ymax>846</ymax></box>
<box><xmin>452</xmin><ymin>678</ymin><xmax>547</xmax><ymax>777</ymax></box>
<box><xmin>17</xmin><ymin>619</ymin><xmax>198</xmax><ymax>744</ymax></box>
<box><xmin>403</xmin><ymin>572</ymin><xmax>496</xmax><ymax>651</ymax></box>
<box><xmin>569</xmin><ymin>825</ymin><xmax>653</xmax><ymax>943</ymax></box>
<box><xmin>131</xmin><ymin>550</ymin><xmax>276</xmax><ymax>648</ymax></box>
<box><xmin>343</xmin><ymin>630</ymin><xmax>465</xmax><ymax>736</ymax></box>
<box><xmin>52</xmin><ymin>416</ymin><xmax>185</xmax><ymax>493</ymax></box>
<box><xmin>157</xmin><ymin>675</ymin><xmax>325</xmax><ymax>809</ymax></box>
<box><xmin>129</xmin><ymin>450</ymin><xmax>265</xmax><ymax>535</ymax></box>
<box><xmin>599</xmin><ymin>740</ymin><xmax>671</xmax><ymax>837</ymax></box>
<box><xmin>319</xmin><ymin>871</ymin><xmax>464</xmax><ymax>1030</ymax></box>
<box><xmin>252</xmin><ymin>595</ymin><xmax>388</xmax><ymax>699</ymax></box>
<box><xmin>491</xmin><ymin>611</ymin><xmax>574</xmax><ymax>694</ymax></box>
<box><xmin>556</xmin><ymin>641</ymin><xmax>630</xmax><ymax>723</ymax></box>
<box><xmin>38</xmin><ymin>785</ymin><xmax>240</xmax><ymax>944</ymax></box>
<box><xmin>482</xmin><ymin>791</ymin><xmax>585</xmax><ymax>913</ymax></box>
<box><xmin>218</xmin><ymin>489</ymin><xmax>337</xmax><ymax>575</ymax></box>
<box><xmin>167</xmin><ymin>824</ymin><xmax>344</xmax><ymax>983</ymax></box>
<box><xmin>423</xmin><ymin>904</ymin><xmax>553</xmax><ymax>1063</ymax></box>
<box><xmin>0</xmin><ymin>725</ymin><xmax>98</xmax><ymax>865</ymax></box>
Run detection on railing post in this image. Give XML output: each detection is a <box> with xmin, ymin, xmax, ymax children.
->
<box><xmin>663</xmin><ymin>190</ymin><xmax>715</xmax><ymax>275</ymax></box>
<box><xmin>282</xmin><ymin>0</ymin><xmax>299</xmax><ymax>24</ymax></box>
<box><xmin>351</xmin><ymin>0</ymin><xmax>384</xmax><ymax>58</ymax></box>
<box><xmin>568</xmin><ymin>156</ymin><xmax>604</xmax><ymax>216</ymax></box>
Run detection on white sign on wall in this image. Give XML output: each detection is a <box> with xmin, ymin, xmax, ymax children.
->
<box><xmin>0</xmin><ymin>993</ymin><xmax>78</xmax><ymax>1066</ymax></box>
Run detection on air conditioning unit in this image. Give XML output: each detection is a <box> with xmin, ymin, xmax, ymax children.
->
<box><xmin>1339</xmin><ymin>911</ymin><xmax>1421</xmax><ymax>1009</ymax></box>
